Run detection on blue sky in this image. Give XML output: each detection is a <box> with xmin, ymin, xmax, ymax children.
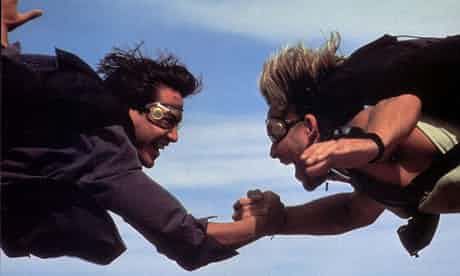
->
<box><xmin>2</xmin><ymin>1</ymin><xmax>460</xmax><ymax>275</ymax></box>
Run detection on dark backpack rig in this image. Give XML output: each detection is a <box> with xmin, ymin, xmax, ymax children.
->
<box><xmin>325</xmin><ymin>34</ymin><xmax>460</xmax><ymax>256</ymax></box>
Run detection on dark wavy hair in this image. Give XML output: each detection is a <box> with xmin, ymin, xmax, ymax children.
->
<box><xmin>97</xmin><ymin>44</ymin><xmax>202</xmax><ymax>111</ymax></box>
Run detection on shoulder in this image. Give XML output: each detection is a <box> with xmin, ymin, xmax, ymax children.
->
<box><xmin>83</xmin><ymin>126</ymin><xmax>142</xmax><ymax>179</ymax></box>
<box><xmin>54</xmin><ymin>48</ymin><xmax>100</xmax><ymax>79</ymax></box>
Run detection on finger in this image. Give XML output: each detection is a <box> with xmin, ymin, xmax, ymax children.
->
<box><xmin>303</xmin><ymin>141</ymin><xmax>336</xmax><ymax>165</ymax></box>
<box><xmin>232</xmin><ymin>211</ymin><xmax>242</xmax><ymax>221</ymax></box>
<box><xmin>300</xmin><ymin>140</ymin><xmax>332</xmax><ymax>160</ymax></box>
<box><xmin>247</xmin><ymin>189</ymin><xmax>264</xmax><ymax>201</ymax></box>
<box><xmin>9</xmin><ymin>9</ymin><xmax>43</xmax><ymax>30</ymax></box>
<box><xmin>236</xmin><ymin>205</ymin><xmax>269</xmax><ymax>220</ymax></box>
<box><xmin>19</xmin><ymin>9</ymin><xmax>43</xmax><ymax>23</ymax></box>
<box><xmin>305</xmin><ymin>159</ymin><xmax>331</xmax><ymax>178</ymax></box>
<box><xmin>300</xmin><ymin>146</ymin><xmax>322</xmax><ymax>164</ymax></box>
<box><xmin>241</xmin><ymin>204</ymin><xmax>268</xmax><ymax>214</ymax></box>
<box><xmin>305</xmin><ymin>159</ymin><xmax>329</xmax><ymax>175</ymax></box>
<box><xmin>299</xmin><ymin>144</ymin><xmax>316</xmax><ymax>161</ymax></box>
<box><xmin>305</xmin><ymin>146</ymin><xmax>334</xmax><ymax>166</ymax></box>
<box><xmin>238</xmin><ymin>197</ymin><xmax>258</xmax><ymax>205</ymax></box>
<box><xmin>233</xmin><ymin>205</ymin><xmax>268</xmax><ymax>221</ymax></box>
<box><xmin>233</xmin><ymin>200</ymin><xmax>241</xmax><ymax>210</ymax></box>
<box><xmin>263</xmin><ymin>190</ymin><xmax>280</xmax><ymax>202</ymax></box>
<box><xmin>240</xmin><ymin>209</ymin><xmax>268</xmax><ymax>218</ymax></box>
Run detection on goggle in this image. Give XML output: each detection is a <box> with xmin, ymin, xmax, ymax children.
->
<box><xmin>145</xmin><ymin>102</ymin><xmax>183</xmax><ymax>129</ymax></box>
<box><xmin>265</xmin><ymin>117</ymin><xmax>302</xmax><ymax>143</ymax></box>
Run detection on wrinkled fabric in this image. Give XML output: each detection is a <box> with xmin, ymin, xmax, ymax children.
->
<box><xmin>316</xmin><ymin>34</ymin><xmax>460</xmax><ymax>134</ymax></box>
<box><xmin>322</xmin><ymin>35</ymin><xmax>460</xmax><ymax>256</ymax></box>
<box><xmin>1</xmin><ymin>46</ymin><xmax>237</xmax><ymax>270</ymax></box>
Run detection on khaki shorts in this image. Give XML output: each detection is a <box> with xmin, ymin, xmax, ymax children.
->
<box><xmin>419</xmin><ymin>166</ymin><xmax>460</xmax><ymax>214</ymax></box>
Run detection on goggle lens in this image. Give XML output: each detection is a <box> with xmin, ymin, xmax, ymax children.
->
<box><xmin>266</xmin><ymin>118</ymin><xmax>302</xmax><ymax>143</ymax></box>
<box><xmin>145</xmin><ymin>102</ymin><xmax>182</xmax><ymax>129</ymax></box>
<box><xmin>266</xmin><ymin>119</ymin><xmax>287</xmax><ymax>143</ymax></box>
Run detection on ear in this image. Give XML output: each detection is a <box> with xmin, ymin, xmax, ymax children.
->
<box><xmin>303</xmin><ymin>114</ymin><xmax>320</xmax><ymax>141</ymax></box>
<box><xmin>128</xmin><ymin>108</ymin><xmax>145</xmax><ymax>124</ymax></box>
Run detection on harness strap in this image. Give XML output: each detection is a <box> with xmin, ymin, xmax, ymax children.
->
<box><xmin>405</xmin><ymin>144</ymin><xmax>460</xmax><ymax>196</ymax></box>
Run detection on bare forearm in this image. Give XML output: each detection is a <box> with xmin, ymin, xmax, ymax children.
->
<box><xmin>279</xmin><ymin>193</ymin><xmax>383</xmax><ymax>235</ymax></box>
<box><xmin>279</xmin><ymin>194</ymin><xmax>356</xmax><ymax>235</ymax></box>
<box><xmin>206</xmin><ymin>219</ymin><xmax>260</xmax><ymax>250</ymax></box>
<box><xmin>366</xmin><ymin>94</ymin><xmax>421</xmax><ymax>152</ymax></box>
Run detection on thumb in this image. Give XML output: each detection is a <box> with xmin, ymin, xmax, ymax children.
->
<box><xmin>17</xmin><ymin>9</ymin><xmax>43</xmax><ymax>25</ymax></box>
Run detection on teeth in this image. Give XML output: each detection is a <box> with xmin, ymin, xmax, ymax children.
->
<box><xmin>152</xmin><ymin>142</ymin><xmax>167</xmax><ymax>150</ymax></box>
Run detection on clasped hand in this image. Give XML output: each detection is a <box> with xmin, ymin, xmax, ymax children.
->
<box><xmin>232</xmin><ymin>189</ymin><xmax>286</xmax><ymax>237</ymax></box>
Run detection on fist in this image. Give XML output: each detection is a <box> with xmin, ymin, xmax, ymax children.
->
<box><xmin>233</xmin><ymin>189</ymin><xmax>286</xmax><ymax>236</ymax></box>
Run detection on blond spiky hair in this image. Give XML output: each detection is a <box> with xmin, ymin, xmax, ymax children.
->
<box><xmin>259</xmin><ymin>32</ymin><xmax>342</xmax><ymax>113</ymax></box>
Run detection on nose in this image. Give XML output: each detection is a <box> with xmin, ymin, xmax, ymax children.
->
<box><xmin>270</xmin><ymin>143</ymin><xmax>279</xmax><ymax>159</ymax></box>
<box><xmin>167</xmin><ymin>126</ymin><xmax>179</xmax><ymax>143</ymax></box>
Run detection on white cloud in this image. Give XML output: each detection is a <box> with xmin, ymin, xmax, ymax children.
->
<box><xmin>145</xmin><ymin>114</ymin><xmax>293</xmax><ymax>188</ymax></box>
<box><xmin>144</xmin><ymin>0</ymin><xmax>460</xmax><ymax>42</ymax></box>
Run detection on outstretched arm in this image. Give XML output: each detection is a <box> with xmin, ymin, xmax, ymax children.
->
<box><xmin>1</xmin><ymin>0</ymin><xmax>43</xmax><ymax>47</ymax></box>
<box><xmin>279</xmin><ymin>192</ymin><xmax>384</xmax><ymax>235</ymax></box>
<box><xmin>234</xmin><ymin>190</ymin><xmax>384</xmax><ymax>236</ymax></box>
<box><xmin>91</xmin><ymin>165</ymin><xmax>286</xmax><ymax>270</ymax></box>
<box><xmin>209</xmin><ymin>190</ymin><xmax>286</xmax><ymax>248</ymax></box>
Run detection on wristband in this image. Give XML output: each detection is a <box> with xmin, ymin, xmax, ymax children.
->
<box><xmin>332</xmin><ymin>126</ymin><xmax>385</xmax><ymax>163</ymax></box>
<box><xmin>365</xmin><ymin>132</ymin><xmax>385</xmax><ymax>163</ymax></box>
